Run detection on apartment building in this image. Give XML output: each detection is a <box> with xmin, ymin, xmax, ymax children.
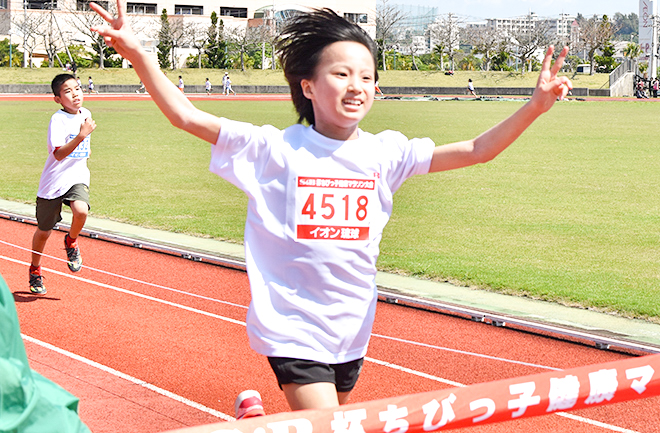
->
<box><xmin>0</xmin><ymin>0</ymin><xmax>375</xmax><ymax>67</ymax></box>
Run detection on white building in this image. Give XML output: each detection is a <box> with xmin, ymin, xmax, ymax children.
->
<box><xmin>485</xmin><ymin>12</ymin><xmax>577</xmax><ymax>41</ymax></box>
<box><xmin>486</xmin><ymin>13</ymin><xmax>540</xmax><ymax>36</ymax></box>
<box><xmin>0</xmin><ymin>0</ymin><xmax>376</xmax><ymax>67</ymax></box>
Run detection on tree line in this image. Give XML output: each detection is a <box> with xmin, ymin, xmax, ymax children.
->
<box><xmin>0</xmin><ymin>2</ymin><xmax>645</xmax><ymax>75</ymax></box>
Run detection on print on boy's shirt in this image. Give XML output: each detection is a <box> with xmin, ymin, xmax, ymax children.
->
<box><xmin>65</xmin><ymin>134</ymin><xmax>91</xmax><ymax>159</ymax></box>
<box><xmin>295</xmin><ymin>176</ymin><xmax>377</xmax><ymax>241</ymax></box>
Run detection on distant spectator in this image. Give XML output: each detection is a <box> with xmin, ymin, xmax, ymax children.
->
<box><xmin>636</xmin><ymin>80</ymin><xmax>649</xmax><ymax>99</ymax></box>
<box><xmin>375</xmin><ymin>80</ymin><xmax>384</xmax><ymax>96</ymax></box>
<box><xmin>87</xmin><ymin>76</ymin><xmax>98</xmax><ymax>94</ymax></box>
<box><xmin>205</xmin><ymin>78</ymin><xmax>212</xmax><ymax>95</ymax></box>
<box><xmin>467</xmin><ymin>78</ymin><xmax>477</xmax><ymax>98</ymax></box>
<box><xmin>223</xmin><ymin>73</ymin><xmax>236</xmax><ymax>96</ymax></box>
<box><xmin>178</xmin><ymin>75</ymin><xmax>184</xmax><ymax>93</ymax></box>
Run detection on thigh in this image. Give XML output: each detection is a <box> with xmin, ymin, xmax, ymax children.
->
<box><xmin>281</xmin><ymin>382</ymin><xmax>339</xmax><ymax>410</ymax></box>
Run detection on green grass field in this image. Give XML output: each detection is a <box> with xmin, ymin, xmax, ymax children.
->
<box><xmin>1</xmin><ymin>97</ymin><xmax>659</xmax><ymax>323</ymax></box>
<box><xmin>0</xmin><ymin>66</ymin><xmax>611</xmax><ymax>89</ymax></box>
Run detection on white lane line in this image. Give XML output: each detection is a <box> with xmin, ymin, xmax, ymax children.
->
<box><xmin>3</xmin><ymin>254</ymin><xmax>639</xmax><ymax>432</ymax></box>
<box><xmin>556</xmin><ymin>413</ymin><xmax>641</xmax><ymax>433</ymax></box>
<box><xmin>372</xmin><ymin>333</ymin><xmax>562</xmax><ymax>371</ymax></box>
<box><xmin>22</xmin><ymin>334</ymin><xmax>234</xmax><ymax>422</ymax></box>
<box><xmin>0</xmin><ymin>242</ymin><xmax>249</xmax><ymax>310</ymax></box>
<box><xmin>1</xmin><ymin>254</ymin><xmax>246</xmax><ymax>327</ymax></box>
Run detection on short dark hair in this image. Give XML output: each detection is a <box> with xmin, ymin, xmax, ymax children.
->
<box><xmin>277</xmin><ymin>8</ymin><xmax>378</xmax><ymax>126</ymax></box>
<box><xmin>51</xmin><ymin>73</ymin><xmax>77</xmax><ymax>95</ymax></box>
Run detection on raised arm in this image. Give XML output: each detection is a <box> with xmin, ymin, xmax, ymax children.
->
<box><xmin>429</xmin><ymin>46</ymin><xmax>572</xmax><ymax>173</ymax></box>
<box><xmin>90</xmin><ymin>0</ymin><xmax>222</xmax><ymax>144</ymax></box>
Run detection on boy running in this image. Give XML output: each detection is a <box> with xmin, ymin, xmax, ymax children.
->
<box><xmin>29</xmin><ymin>74</ymin><xmax>97</xmax><ymax>294</ymax></box>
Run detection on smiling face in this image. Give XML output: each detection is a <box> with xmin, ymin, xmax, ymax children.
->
<box><xmin>300</xmin><ymin>41</ymin><xmax>376</xmax><ymax>141</ymax></box>
<box><xmin>54</xmin><ymin>78</ymin><xmax>84</xmax><ymax>114</ymax></box>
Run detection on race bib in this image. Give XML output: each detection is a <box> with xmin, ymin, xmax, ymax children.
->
<box><xmin>295</xmin><ymin>176</ymin><xmax>377</xmax><ymax>241</ymax></box>
<box><xmin>66</xmin><ymin>134</ymin><xmax>91</xmax><ymax>159</ymax></box>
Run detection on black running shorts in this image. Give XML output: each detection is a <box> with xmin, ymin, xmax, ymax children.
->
<box><xmin>267</xmin><ymin>357</ymin><xmax>364</xmax><ymax>393</ymax></box>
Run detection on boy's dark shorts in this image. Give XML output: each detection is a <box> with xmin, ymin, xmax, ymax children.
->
<box><xmin>36</xmin><ymin>184</ymin><xmax>90</xmax><ymax>231</ymax></box>
<box><xmin>267</xmin><ymin>357</ymin><xmax>364</xmax><ymax>393</ymax></box>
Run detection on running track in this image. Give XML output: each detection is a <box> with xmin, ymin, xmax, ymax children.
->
<box><xmin>2</xmin><ymin>93</ymin><xmax>660</xmax><ymax>432</ymax></box>
<box><xmin>2</xmin><ymin>216</ymin><xmax>660</xmax><ymax>433</ymax></box>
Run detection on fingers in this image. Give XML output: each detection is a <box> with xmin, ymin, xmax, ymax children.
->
<box><xmin>553</xmin><ymin>76</ymin><xmax>573</xmax><ymax>101</ymax></box>
<box><xmin>541</xmin><ymin>45</ymin><xmax>555</xmax><ymax>73</ymax></box>
<box><xmin>89</xmin><ymin>2</ymin><xmax>113</xmax><ymax>22</ymax></box>
<box><xmin>550</xmin><ymin>46</ymin><xmax>570</xmax><ymax>76</ymax></box>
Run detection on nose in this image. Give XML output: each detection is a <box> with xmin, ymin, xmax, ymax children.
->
<box><xmin>347</xmin><ymin>75</ymin><xmax>362</xmax><ymax>93</ymax></box>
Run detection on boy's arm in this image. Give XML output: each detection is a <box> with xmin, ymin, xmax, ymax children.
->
<box><xmin>53</xmin><ymin>117</ymin><xmax>96</xmax><ymax>161</ymax></box>
<box><xmin>90</xmin><ymin>0</ymin><xmax>222</xmax><ymax>144</ymax></box>
<box><xmin>429</xmin><ymin>46</ymin><xmax>572</xmax><ymax>173</ymax></box>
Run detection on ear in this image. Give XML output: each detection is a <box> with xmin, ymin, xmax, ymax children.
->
<box><xmin>53</xmin><ymin>95</ymin><xmax>61</xmax><ymax>105</ymax></box>
<box><xmin>301</xmin><ymin>78</ymin><xmax>313</xmax><ymax>100</ymax></box>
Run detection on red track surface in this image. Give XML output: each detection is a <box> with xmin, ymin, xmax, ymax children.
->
<box><xmin>1</xmin><ymin>216</ymin><xmax>660</xmax><ymax>433</ymax></box>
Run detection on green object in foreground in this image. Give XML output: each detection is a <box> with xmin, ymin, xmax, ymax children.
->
<box><xmin>0</xmin><ymin>274</ymin><xmax>91</xmax><ymax>433</ymax></box>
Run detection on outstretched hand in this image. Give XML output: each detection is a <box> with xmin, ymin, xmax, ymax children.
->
<box><xmin>89</xmin><ymin>0</ymin><xmax>140</xmax><ymax>61</ymax></box>
<box><xmin>531</xmin><ymin>46</ymin><xmax>573</xmax><ymax>113</ymax></box>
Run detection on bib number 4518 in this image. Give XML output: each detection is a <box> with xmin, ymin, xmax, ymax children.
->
<box><xmin>301</xmin><ymin>193</ymin><xmax>368</xmax><ymax>222</ymax></box>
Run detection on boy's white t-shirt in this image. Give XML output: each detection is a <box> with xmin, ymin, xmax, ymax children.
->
<box><xmin>210</xmin><ymin>119</ymin><xmax>435</xmax><ymax>363</ymax></box>
<box><xmin>37</xmin><ymin>108</ymin><xmax>92</xmax><ymax>200</ymax></box>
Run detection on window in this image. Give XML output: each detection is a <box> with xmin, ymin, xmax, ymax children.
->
<box><xmin>175</xmin><ymin>4</ymin><xmax>203</xmax><ymax>14</ymax></box>
<box><xmin>77</xmin><ymin>0</ymin><xmax>108</xmax><ymax>11</ymax></box>
<box><xmin>344</xmin><ymin>13</ymin><xmax>367</xmax><ymax>24</ymax></box>
<box><xmin>26</xmin><ymin>0</ymin><xmax>57</xmax><ymax>9</ymax></box>
<box><xmin>220</xmin><ymin>7</ymin><xmax>247</xmax><ymax>18</ymax></box>
<box><xmin>0</xmin><ymin>0</ymin><xmax>7</xmax><ymax>9</ymax></box>
<box><xmin>127</xmin><ymin>2</ymin><xmax>157</xmax><ymax>14</ymax></box>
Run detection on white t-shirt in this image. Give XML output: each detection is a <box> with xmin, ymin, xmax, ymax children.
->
<box><xmin>210</xmin><ymin>119</ymin><xmax>435</xmax><ymax>363</ymax></box>
<box><xmin>37</xmin><ymin>108</ymin><xmax>92</xmax><ymax>199</ymax></box>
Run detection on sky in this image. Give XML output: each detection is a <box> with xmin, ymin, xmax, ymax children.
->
<box><xmin>389</xmin><ymin>0</ymin><xmax>639</xmax><ymax>21</ymax></box>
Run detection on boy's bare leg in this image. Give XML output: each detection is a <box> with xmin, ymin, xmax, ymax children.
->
<box><xmin>68</xmin><ymin>200</ymin><xmax>88</xmax><ymax>239</ymax></box>
<box><xmin>31</xmin><ymin>228</ymin><xmax>52</xmax><ymax>268</ymax></box>
<box><xmin>281</xmin><ymin>382</ymin><xmax>352</xmax><ymax>410</ymax></box>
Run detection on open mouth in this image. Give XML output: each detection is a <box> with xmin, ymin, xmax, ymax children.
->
<box><xmin>343</xmin><ymin>99</ymin><xmax>362</xmax><ymax>107</ymax></box>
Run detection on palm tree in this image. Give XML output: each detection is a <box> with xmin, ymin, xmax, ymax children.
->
<box><xmin>623</xmin><ymin>42</ymin><xmax>642</xmax><ymax>60</ymax></box>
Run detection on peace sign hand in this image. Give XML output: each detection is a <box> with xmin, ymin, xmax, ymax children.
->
<box><xmin>530</xmin><ymin>46</ymin><xmax>573</xmax><ymax>114</ymax></box>
<box><xmin>90</xmin><ymin>0</ymin><xmax>141</xmax><ymax>61</ymax></box>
